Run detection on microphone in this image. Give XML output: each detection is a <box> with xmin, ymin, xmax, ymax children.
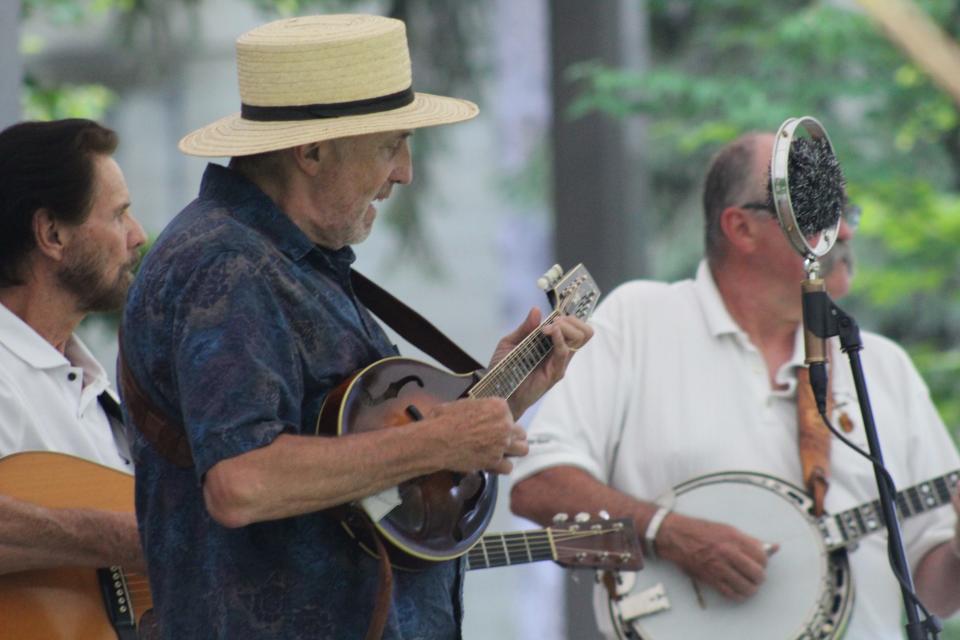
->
<box><xmin>783</xmin><ymin>135</ymin><xmax>844</xmax><ymax>238</ymax></box>
<box><xmin>769</xmin><ymin>117</ymin><xmax>846</xmax><ymax>415</ymax></box>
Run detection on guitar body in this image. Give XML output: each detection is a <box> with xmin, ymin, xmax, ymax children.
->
<box><xmin>0</xmin><ymin>569</ymin><xmax>117</xmax><ymax>640</ymax></box>
<box><xmin>0</xmin><ymin>451</ymin><xmax>151</xmax><ymax>640</ymax></box>
<box><xmin>316</xmin><ymin>357</ymin><xmax>497</xmax><ymax>569</ymax></box>
<box><xmin>608</xmin><ymin>472</ymin><xmax>853</xmax><ymax>640</ymax></box>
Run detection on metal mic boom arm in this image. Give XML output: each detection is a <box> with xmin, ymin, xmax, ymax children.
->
<box><xmin>801</xmin><ymin>286</ymin><xmax>939</xmax><ymax>640</ymax></box>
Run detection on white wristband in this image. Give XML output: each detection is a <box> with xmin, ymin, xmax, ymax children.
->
<box><xmin>950</xmin><ymin>536</ymin><xmax>960</xmax><ymax>561</ymax></box>
<box><xmin>644</xmin><ymin>506</ymin><xmax>671</xmax><ymax>559</ymax></box>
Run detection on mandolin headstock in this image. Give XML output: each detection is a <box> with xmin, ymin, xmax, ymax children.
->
<box><xmin>538</xmin><ymin>264</ymin><xmax>601</xmax><ymax>322</ymax></box>
<box><xmin>550</xmin><ymin>512</ymin><xmax>643</xmax><ymax>571</ymax></box>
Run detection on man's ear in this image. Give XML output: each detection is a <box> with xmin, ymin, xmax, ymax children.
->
<box><xmin>291</xmin><ymin>142</ymin><xmax>327</xmax><ymax>176</ymax></box>
<box><xmin>32</xmin><ymin>208</ymin><xmax>68</xmax><ymax>261</ymax></box>
<box><xmin>718</xmin><ymin>206</ymin><xmax>765</xmax><ymax>255</ymax></box>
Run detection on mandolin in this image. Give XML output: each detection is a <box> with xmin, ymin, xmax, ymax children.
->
<box><xmin>316</xmin><ymin>264</ymin><xmax>600</xmax><ymax>569</ymax></box>
<box><xmin>0</xmin><ymin>451</ymin><xmax>152</xmax><ymax>640</ymax></box>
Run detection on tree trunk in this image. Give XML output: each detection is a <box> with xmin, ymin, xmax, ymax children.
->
<box><xmin>550</xmin><ymin>0</ymin><xmax>652</xmax><ymax>298</ymax></box>
<box><xmin>0</xmin><ymin>1</ymin><xmax>21</xmax><ymax>127</ymax></box>
<box><xmin>550</xmin><ymin>3</ymin><xmax>651</xmax><ymax>637</ymax></box>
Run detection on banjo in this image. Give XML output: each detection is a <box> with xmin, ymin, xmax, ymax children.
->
<box><xmin>606</xmin><ymin>468</ymin><xmax>960</xmax><ymax>640</ymax></box>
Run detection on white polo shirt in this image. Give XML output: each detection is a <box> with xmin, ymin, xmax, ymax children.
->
<box><xmin>514</xmin><ymin>261</ymin><xmax>959</xmax><ymax>640</ymax></box>
<box><xmin>0</xmin><ymin>302</ymin><xmax>131</xmax><ymax>474</ymax></box>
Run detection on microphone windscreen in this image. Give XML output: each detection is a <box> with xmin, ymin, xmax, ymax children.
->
<box><xmin>786</xmin><ymin>137</ymin><xmax>845</xmax><ymax>236</ymax></box>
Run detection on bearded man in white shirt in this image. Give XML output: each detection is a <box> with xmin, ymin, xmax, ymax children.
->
<box><xmin>0</xmin><ymin>119</ymin><xmax>147</xmax><ymax>575</ymax></box>
<box><xmin>511</xmin><ymin>131</ymin><xmax>960</xmax><ymax>639</ymax></box>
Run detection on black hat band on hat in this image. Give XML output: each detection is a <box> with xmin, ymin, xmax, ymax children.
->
<box><xmin>241</xmin><ymin>87</ymin><xmax>415</xmax><ymax>122</ymax></box>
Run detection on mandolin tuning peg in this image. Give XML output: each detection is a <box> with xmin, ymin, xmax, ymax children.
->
<box><xmin>552</xmin><ymin>512</ymin><xmax>569</xmax><ymax>524</ymax></box>
<box><xmin>598</xmin><ymin>510</ymin><xmax>610</xmax><ymax>520</ymax></box>
<box><xmin>537</xmin><ymin>264</ymin><xmax>564</xmax><ymax>290</ymax></box>
<box><xmin>574</xmin><ymin>512</ymin><xmax>591</xmax><ymax>523</ymax></box>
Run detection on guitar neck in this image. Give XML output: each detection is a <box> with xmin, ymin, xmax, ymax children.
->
<box><xmin>465</xmin><ymin>529</ymin><xmax>556</xmax><ymax>570</ymax></box>
<box><xmin>467</xmin><ymin>310</ymin><xmax>560</xmax><ymax>401</ymax></box>
<box><xmin>826</xmin><ymin>468</ymin><xmax>960</xmax><ymax>549</ymax></box>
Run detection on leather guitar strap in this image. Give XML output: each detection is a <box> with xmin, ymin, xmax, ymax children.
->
<box><xmin>796</xmin><ymin>363</ymin><xmax>835</xmax><ymax>517</ymax></box>
<box><xmin>350</xmin><ymin>269</ymin><xmax>483</xmax><ymax>373</ymax></box>
<box><xmin>362</xmin><ymin>516</ymin><xmax>395</xmax><ymax>640</ymax></box>
<box><xmin>117</xmin><ymin>326</ymin><xmax>194</xmax><ymax>468</ymax></box>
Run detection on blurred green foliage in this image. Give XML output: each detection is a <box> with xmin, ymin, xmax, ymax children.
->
<box><xmin>18</xmin><ymin>0</ymin><xmax>483</xmax><ymax>275</ymax></box>
<box><xmin>22</xmin><ymin>79</ymin><xmax>115</xmax><ymax>120</ymax></box>
<box><xmin>570</xmin><ymin>0</ymin><xmax>960</xmax><ymax>434</ymax></box>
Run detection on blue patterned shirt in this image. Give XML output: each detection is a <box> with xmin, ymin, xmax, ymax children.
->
<box><xmin>122</xmin><ymin>164</ymin><xmax>461</xmax><ymax>639</ymax></box>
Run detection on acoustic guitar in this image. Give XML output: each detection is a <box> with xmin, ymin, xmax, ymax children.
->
<box><xmin>316</xmin><ymin>264</ymin><xmax>600</xmax><ymax>569</ymax></box>
<box><xmin>0</xmin><ymin>451</ymin><xmax>152</xmax><ymax>640</ymax></box>
<box><xmin>466</xmin><ymin>513</ymin><xmax>642</xmax><ymax>573</ymax></box>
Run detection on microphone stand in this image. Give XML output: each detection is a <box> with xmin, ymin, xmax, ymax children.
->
<box><xmin>803</xmin><ymin>285</ymin><xmax>941</xmax><ymax>640</ymax></box>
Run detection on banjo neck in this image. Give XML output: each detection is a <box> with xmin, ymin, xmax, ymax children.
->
<box><xmin>822</xmin><ymin>468</ymin><xmax>960</xmax><ymax>551</ymax></box>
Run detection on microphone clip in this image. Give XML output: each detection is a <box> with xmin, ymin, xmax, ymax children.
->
<box><xmin>800</xmin><ymin>284</ymin><xmax>860</xmax><ymax>348</ymax></box>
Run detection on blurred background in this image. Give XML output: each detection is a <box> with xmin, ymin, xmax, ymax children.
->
<box><xmin>4</xmin><ymin>0</ymin><xmax>960</xmax><ymax>637</ymax></box>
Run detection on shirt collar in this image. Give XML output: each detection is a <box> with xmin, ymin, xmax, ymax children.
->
<box><xmin>773</xmin><ymin>328</ymin><xmax>807</xmax><ymax>393</ymax></box>
<box><xmin>64</xmin><ymin>334</ymin><xmax>110</xmax><ymax>390</ymax></box>
<box><xmin>310</xmin><ymin>244</ymin><xmax>358</xmax><ymax>282</ymax></box>
<box><xmin>693</xmin><ymin>260</ymin><xmax>743</xmax><ymax>338</ymax></box>
<box><xmin>0</xmin><ymin>301</ymin><xmax>70</xmax><ymax>369</ymax></box>
<box><xmin>199</xmin><ymin>163</ymin><xmax>317</xmax><ymax>263</ymax></box>
<box><xmin>0</xmin><ymin>302</ymin><xmax>108</xmax><ymax>387</ymax></box>
<box><xmin>693</xmin><ymin>260</ymin><xmax>807</xmax><ymax>388</ymax></box>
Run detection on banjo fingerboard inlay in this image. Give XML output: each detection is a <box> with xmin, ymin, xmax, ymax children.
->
<box><xmin>829</xmin><ymin>470</ymin><xmax>960</xmax><ymax>547</ymax></box>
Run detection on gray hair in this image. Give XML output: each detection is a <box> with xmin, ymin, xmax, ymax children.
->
<box><xmin>702</xmin><ymin>132</ymin><xmax>769</xmax><ymax>263</ymax></box>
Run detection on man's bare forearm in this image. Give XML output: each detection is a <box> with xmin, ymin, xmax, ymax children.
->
<box><xmin>510</xmin><ymin>465</ymin><xmax>659</xmax><ymax>532</ymax></box>
<box><xmin>0</xmin><ymin>495</ymin><xmax>144</xmax><ymax>575</ymax></box>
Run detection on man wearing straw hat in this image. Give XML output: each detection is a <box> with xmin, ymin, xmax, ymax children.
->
<box><xmin>120</xmin><ymin>14</ymin><xmax>590</xmax><ymax>639</ymax></box>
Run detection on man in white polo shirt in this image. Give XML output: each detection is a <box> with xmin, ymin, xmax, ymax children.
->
<box><xmin>511</xmin><ymin>131</ymin><xmax>960</xmax><ymax>639</ymax></box>
<box><xmin>0</xmin><ymin>119</ymin><xmax>146</xmax><ymax>575</ymax></box>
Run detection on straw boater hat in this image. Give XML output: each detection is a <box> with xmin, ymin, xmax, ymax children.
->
<box><xmin>178</xmin><ymin>14</ymin><xmax>479</xmax><ymax>157</ymax></box>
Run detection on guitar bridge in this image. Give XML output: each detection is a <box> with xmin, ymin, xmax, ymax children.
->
<box><xmin>97</xmin><ymin>566</ymin><xmax>137</xmax><ymax>638</ymax></box>
<box><xmin>617</xmin><ymin>582</ymin><xmax>671</xmax><ymax>621</ymax></box>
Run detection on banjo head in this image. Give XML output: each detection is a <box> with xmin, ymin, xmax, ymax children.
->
<box><xmin>607</xmin><ymin>472</ymin><xmax>854</xmax><ymax>640</ymax></box>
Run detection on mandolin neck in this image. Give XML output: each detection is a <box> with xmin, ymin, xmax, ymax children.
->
<box><xmin>467</xmin><ymin>310</ymin><xmax>560</xmax><ymax>401</ymax></box>
<box><xmin>465</xmin><ymin>529</ymin><xmax>555</xmax><ymax>570</ymax></box>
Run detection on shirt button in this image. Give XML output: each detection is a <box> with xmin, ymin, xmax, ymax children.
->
<box><xmin>67</xmin><ymin>372</ymin><xmax>77</xmax><ymax>381</ymax></box>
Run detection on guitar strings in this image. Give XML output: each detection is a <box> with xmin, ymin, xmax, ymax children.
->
<box><xmin>470</xmin><ymin>309</ymin><xmax>562</xmax><ymax>399</ymax></box>
<box><xmin>467</xmin><ymin>528</ymin><xmax>626</xmax><ymax>558</ymax></box>
<box><xmin>475</xmin><ymin>310</ymin><xmax>558</xmax><ymax>392</ymax></box>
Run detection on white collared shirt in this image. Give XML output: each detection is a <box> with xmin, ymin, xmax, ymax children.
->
<box><xmin>0</xmin><ymin>302</ymin><xmax>131</xmax><ymax>474</ymax></box>
<box><xmin>514</xmin><ymin>260</ymin><xmax>959</xmax><ymax>639</ymax></box>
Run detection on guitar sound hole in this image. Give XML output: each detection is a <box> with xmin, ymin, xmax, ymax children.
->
<box><xmin>459</xmin><ymin>473</ymin><xmax>485</xmax><ymax>512</ymax></box>
<box><xmin>394</xmin><ymin>484</ymin><xmax>426</xmax><ymax>534</ymax></box>
<box><xmin>456</xmin><ymin>473</ymin><xmax>488</xmax><ymax>541</ymax></box>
